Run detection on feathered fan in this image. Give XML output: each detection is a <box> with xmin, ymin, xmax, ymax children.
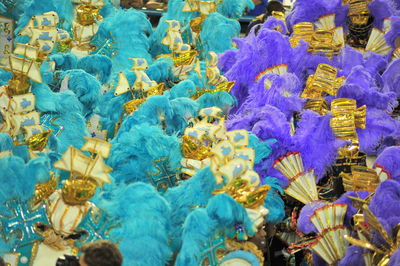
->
<box><xmin>273</xmin><ymin>152</ymin><xmax>319</xmax><ymax>204</ymax></box>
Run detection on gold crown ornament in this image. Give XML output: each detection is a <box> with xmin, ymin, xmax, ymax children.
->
<box><xmin>307</xmin><ymin>29</ymin><xmax>342</xmax><ymax>59</ymax></box>
<box><xmin>302</xmin><ymin>64</ymin><xmax>345</xmax><ymax>99</ymax></box>
<box><xmin>304</xmin><ymin>98</ymin><xmax>330</xmax><ymax>115</ymax></box>
<box><xmin>343</xmin><ymin>0</ymin><xmax>372</xmax><ymax>25</ymax></box>
<box><xmin>290</xmin><ymin>22</ymin><xmax>315</xmax><ymax>47</ymax></box>
<box><xmin>214</xmin><ymin>178</ymin><xmax>270</xmax><ymax>209</ymax></box>
<box><xmin>76</xmin><ymin>4</ymin><xmax>102</xmax><ymax>26</ymax></box>
<box><xmin>302</xmin><ymin>64</ymin><xmax>345</xmax><ymax>115</ymax></box>
<box><xmin>182</xmin><ymin>135</ymin><xmax>213</xmax><ymax>161</ymax></box>
<box><xmin>330</xmin><ymin>98</ymin><xmax>366</xmax><ymax>156</ymax></box>
<box><xmin>340</xmin><ymin>165</ymin><xmax>380</xmax><ymax>192</ymax></box>
<box><xmin>6</xmin><ymin>74</ymin><xmax>32</xmax><ymax>96</ymax></box>
<box><xmin>61</xmin><ymin>177</ymin><xmax>97</xmax><ymax>206</ymax></box>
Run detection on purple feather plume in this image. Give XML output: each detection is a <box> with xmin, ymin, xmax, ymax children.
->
<box><xmin>335</xmin><ymin>191</ymin><xmax>370</xmax><ymax>227</ymax></box>
<box><xmin>368</xmin><ymin>0</ymin><xmax>396</xmax><ymax>29</ymax></box>
<box><xmin>382</xmin><ymin>59</ymin><xmax>400</xmax><ymax>98</ymax></box>
<box><xmin>357</xmin><ymin>108</ymin><xmax>397</xmax><ymax>155</ymax></box>
<box><xmin>339</xmin><ymin>245</ymin><xmax>365</xmax><ymax>266</ymax></box>
<box><xmin>225</xmin><ymin>29</ymin><xmax>292</xmax><ymax>111</ymax></box>
<box><xmin>292</xmin><ymin>111</ymin><xmax>346</xmax><ymax>181</ymax></box>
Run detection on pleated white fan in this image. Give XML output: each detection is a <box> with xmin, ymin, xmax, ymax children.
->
<box><xmin>315</xmin><ymin>14</ymin><xmax>336</xmax><ymax>30</ymax></box>
<box><xmin>310</xmin><ymin>203</ymin><xmax>347</xmax><ymax>233</ymax></box>
<box><xmin>310</xmin><ymin>226</ymin><xmax>349</xmax><ymax>265</ymax></box>
<box><xmin>308</xmin><ymin>203</ymin><xmax>349</xmax><ymax>264</ymax></box>
<box><xmin>273</xmin><ymin>152</ymin><xmax>319</xmax><ymax>204</ymax></box>
<box><xmin>393</xmin><ymin>47</ymin><xmax>400</xmax><ymax>60</ymax></box>
<box><xmin>315</xmin><ymin>14</ymin><xmax>345</xmax><ymax>48</ymax></box>
<box><xmin>365</xmin><ymin>28</ymin><xmax>392</xmax><ymax>55</ymax></box>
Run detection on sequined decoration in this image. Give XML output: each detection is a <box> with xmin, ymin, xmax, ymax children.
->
<box><xmin>1</xmin><ymin>200</ymin><xmax>49</xmax><ymax>248</ymax></box>
<box><xmin>75</xmin><ymin>207</ymin><xmax>111</xmax><ymax>247</ymax></box>
<box><xmin>146</xmin><ymin>157</ymin><xmax>180</xmax><ymax>193</ymax></box>
<box><xmin>199</xmin><ymin>235</ymin><xmax>226</xmax><ymax>266</ymax></box>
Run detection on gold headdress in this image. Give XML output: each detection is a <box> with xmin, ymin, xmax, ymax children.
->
<box><xmin>340</xmin><ymin>165</ymin><xmax>380</xmax><ymax>192</ymax></box>
<box><xmin>315</xmin><ymin>14</ymin><xmax>345</xmax><ymax>48</ymax></box>
<box><xmin>330</xmin><ymin>98</ymin><xmax>366</xmax><ymax>156</ymax></box>
<box><xmin>343</xmin><ymin>0</ymin><xmax>371</xmax><ymax>25</ymax></box>
<box><xmin>76</xmin><ymin>4</ymin><xmax>102</xmax><ymax>26</ymax></box>
<box><xmin>72</xmin><ymin>0</ymin><xmax>104</xmax><ymax>52</ymax></box>
<box><xmin>290</xmin><ymin>22</ymin><xmax>315</xmax><ymax>47</ymax></box>
<box><xmin>214</xmin><ymin>178</ymin><xmax>270</xmax><ymax>209</ymax></box>
<box><xmin>302</xmin><ymin>64</ymin><xmax>346</xmax><ymax>115</ymax></box>
<box><xmin>307</xmin><ymin>29</ymin><xmax>342</xmax><ymax>59</ymax></box>
<box><xmin>302</xmin><ymin>64</ymin><xmax>345</xmax><ymax>99</ymax></box>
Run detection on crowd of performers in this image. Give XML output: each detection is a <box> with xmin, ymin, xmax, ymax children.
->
<box><xmin>0</xmin><ymin>0</ymin><xmax>400</xmax><ymax>265</ymax></box>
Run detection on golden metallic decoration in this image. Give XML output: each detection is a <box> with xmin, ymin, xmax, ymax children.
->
<box><xmin>307</xmin><ymin>29</ymin><xmax>342</xmax><ymax>59</ymax></box>
<box><xmin>33</xmin><ymin>173</ymin><xmax>58</xmax><ymax>206</ymax></box>
<box><xmin>123</xmin><ymin>99</ymin><xmax>145</xmax><ymax>114</ymax></box>
<box><xmin>302</xmin><ymin>64</ymin><xmax>345</xmax><ymax>99</ymax></box>
<box><xmin>330</xmin><ymin>98</ymin><xmax>366</xmax><ymax>155</ymax></box>
<box><xmin>6</xmin><ymin>73</ymin><xmax>31</xmax><ymax>96</ymax></box>
<box><xmin>304</xmin><ymin>99</ymin><xmax>330</xmax><ymax>115</ymax></box>
<box><xmin>76</xmin><ymin>4</ymin><xmax>102</xmax><ymax>26</ymax></box>
<box><xmin>57</xmin><ymin>40</ymin><xmax>73</xmax><ymax>53</ymax></box>
<box><xmin>147</xmin><ymin>82</ymin><xmax>166</xmax><ymax>97</ymax></box>
<box><xmin>344</xmin><ymin>204</ymin><xmax>400</xmax><ymax>266</ymax></box>
<box><xmin>393</xmin><ymin>47</ymin><xmax>400</xmax><ymax>60</ymax></box>
<box><xmin>173</xmin><ymin>50</ymin><xmax>198</xmax><ymax>67</ymax></box>
<box><xmin>26</xmin><ymin>129</ymin><xmax>52</xmax><ymax>151</ymax></box>
<box><xmin>302</xmin><ymin>64</ymin><xmax>345</xmax><ymax>115</ymax></box>
<box><xmin>190</xmin><ymin>17</ymin><xmax>204</xmax><ymax>34</ymax></box>
<box><xmin>225</xmin><ymin>239</ymin><xmax>265</xmax><ymax>264</ymax></box>
<box><xmin>343</xmin><ymin>0</ymin><xmax>371</xmax><ymax>25</ymax></box>
<box><xmin>289</xmin><ymin>22</ymin><xmax>315</xmax><ymax>47</ymax></box>
<box><xmin>192</xmin><ymin>81</ymin><xmax>235</xmax><ymax>99</ymax></box>
<box><xmin>213</xmin><ymin>178</ymin><xmax>270</xmax><ymax>209</ymax></box>
<box><xmin>340</xmin><ymin>166</ymin><xmax>380</xmax><ymax>192</ymax></box>
<box><xmin>181</xmin><ymin>135</ymin><xmax>212</xmax><ymax>161</ymax></box>
<box><xmin>271</xmin><ymin>11</ymin><xmax>285</xmax><ymax>21</ymax></box>
<box><xmin>61</xmin><ymin>177</ymin><xmax>97</xmax><ymax>206</ymax></box>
